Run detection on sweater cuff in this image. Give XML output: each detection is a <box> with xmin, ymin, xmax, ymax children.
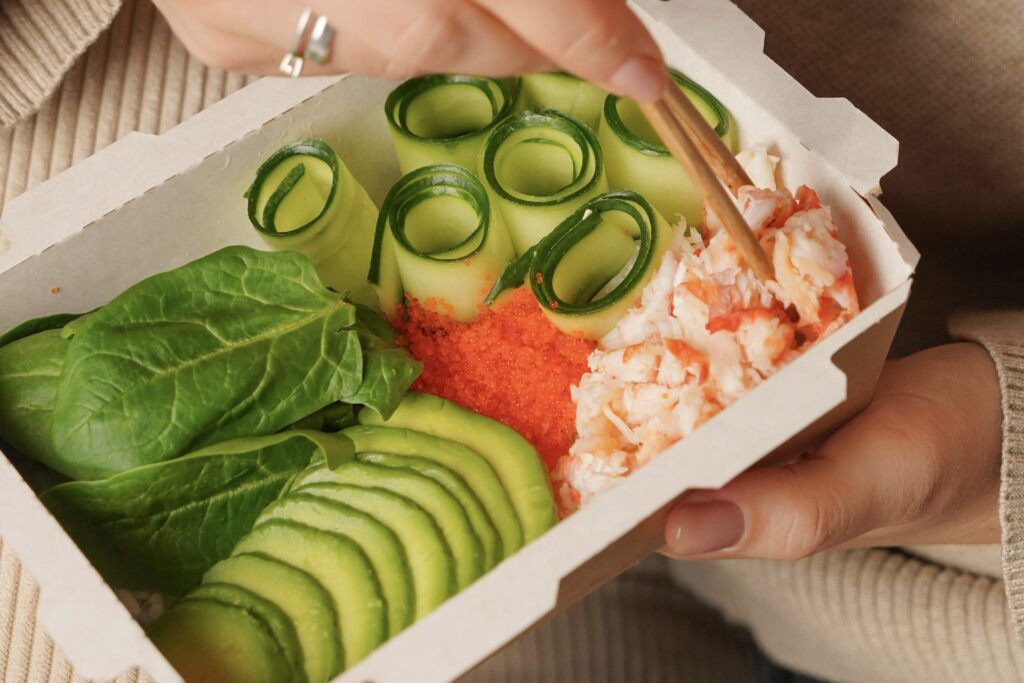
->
<box><xmin>950</xmin><ymin>310</ymin><xmax>1024</xmax><ymax>639</ymax></box>
<box><xmin>0</xmin><ymin>0</ymin><xmax>121</xmax><ymax>127</ymax></box>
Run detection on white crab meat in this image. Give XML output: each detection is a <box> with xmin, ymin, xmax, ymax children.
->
<box><xmin>553</xmin><ymin>149</ymin><xmax>861</xmax><ymax>514</ymax></box>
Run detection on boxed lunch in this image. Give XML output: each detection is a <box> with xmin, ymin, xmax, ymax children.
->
<box><xmin>0</xmin><ymin>0</ymin><xmax>917</xmax><ymax>681</ymax></box>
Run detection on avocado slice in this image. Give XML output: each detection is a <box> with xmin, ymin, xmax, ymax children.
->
<box><xmin>187</xmin><ymin>582</ymin><xmax>306</xmax><ymax>682</ymax></box>
<box><xmin>205</xmin><ymin>553</ymin><xmax>342</xmax><ymax>683</ymax></box>
<box><xmin>257</xmin><ymin>495</ymin><xmax>414</xmax><ymax>637</ymax></box>
<box><xmin>342</xmin><ymin>425</ymin><xmax>524</xmax><ymax>560</ymax></box>
<box><xmin>355</xmin><ymin>451</ymin><xmax>501</xmax><ymax>570</ymax></box>
<box><xmin>298</xmin><ymin>483</ymin><xmax>455</xmax><ymax>618</ymax></box>
<box><xmin>234</xmin><ymin>520</ymin><xmax>387</xmax><ymax>669</ymax></box>
<box><xmin>359</xmin><ymin>393</ymin><xmax>558</xmax><ymax>542</ymax></box>
<box><xmin>296</xmin><ymin>462</ymin><xmax>484</xmax><ymax>590</ymax></box>
<box><xmin>149</xmin><ymin>598</ymin><xmax>292</xmax><ymax>683</ymax></box>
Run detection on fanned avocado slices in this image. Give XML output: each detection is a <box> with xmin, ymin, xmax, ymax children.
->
<box><xmin>298</xmin><ymin>483</ymin><xmax>455</xmax><ymax>619</ymax></box>
<box><xmin>356</xmin><ymin>451</ymin><xmax>501</xmax><ymax>570</ymax></box>
<box><xmin>148</xmin><ymin>598</ymin><xmax>293</xmax><ymax>683</ymax></box>
<box><xmin>359</xmin><ymin>393</ymin><xmax>558</xmax><ymax>542</ymax></box>
<box><xmin>150</xmin><ymin>395</ymin><xmax>559</xmax><ymax>681</ymax></box>
<box><xmin>296</xmin><ymin>461</ymin><xmax>485</xmax><ymax>590</ymax></box>
<box><xmin>234</xmin><ymin>520</ymin><xmax>387</xmax><ymax>668</ymax></box>
<box><xmin>256</xmin><ymin>495</ymin><xmax>415</xmax><ymax>637</ymax></box>
<box><xmin>184</xmin><ymin>583</ymin><xmax>306</xmax><ymax>682</ymax></box>
<box><xmin>343</xmin><ymin>424</ymin><xmax>523</xmax><ymax>559</ymax></box>
<box><xmin>204</xmin><ymin>553</ymin><xmax>342</xmax><ymax>683</ymax></box>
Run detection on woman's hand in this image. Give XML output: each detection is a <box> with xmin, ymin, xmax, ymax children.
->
<box><xmin>153</xmin><ymin>0</ymin><xmax>668</xmax><ymax>102</ymax></box>
<box><xmin>663</xmin><ymin>343</ymin><xmax>1004</xmax><ymax>559</ymax></box>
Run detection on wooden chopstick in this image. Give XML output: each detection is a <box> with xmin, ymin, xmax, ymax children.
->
<box><xmin>662</xmin><ymin>84</ymin><xmax>753</xmax><ymax>196</ymax></box>
<box><xmin>639</xmin><ymin>92</ymin><xmax>774</xmax><ymax>282</ymax></box>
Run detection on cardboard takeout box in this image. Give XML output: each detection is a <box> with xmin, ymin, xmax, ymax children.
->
<box><xmin>0</xmin><ymin>0</ymin><xmax>917</xmax><ymax>680</ymax></box>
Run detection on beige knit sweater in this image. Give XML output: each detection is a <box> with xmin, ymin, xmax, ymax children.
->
<box><xmin>0</xmin><ymin>2</ymin><xmax>1022</xmax><ymax>682</ymax></box>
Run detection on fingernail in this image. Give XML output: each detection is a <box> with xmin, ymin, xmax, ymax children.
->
<box><xmin>667</xmin><ymin>501</ymin><xmax>745</xmax><ymax>556</ymax></box>
<box><xmin>609</xmin><ymin>55</ymin><xmax>667</xmax><ymax>103</ymax></box>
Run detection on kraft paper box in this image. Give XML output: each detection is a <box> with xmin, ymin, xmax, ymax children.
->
<box><xmin>0</xmin><ymin>0</ymin><xmax>917</xmax><ymax>680</ymax></box>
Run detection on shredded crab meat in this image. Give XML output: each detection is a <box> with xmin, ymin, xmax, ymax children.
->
<box><xmin>554</xmin><ymin>147</ymin><xmax>860</xmax><ymax>513</ymax></box>
<box><xmin>735</xmin><ymin>143</ymin><xmax>780</xmax><ymax>191</ymax></box>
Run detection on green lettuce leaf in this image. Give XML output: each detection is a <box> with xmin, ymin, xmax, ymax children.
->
<box><xmin>286</xmin><ymin>402</ymin><xmax>357</xmax><ymax>432</ymax></box>
<box><xmin>345</xmin><ymin>305</ymin><xmax>422</xmax><ymax>418</ymax></box>
<box><xmin>0</xmin><ymin>329</ymin><xmax>68</xmax><ymax>468</ymax></box>
<box><xmin>41</xmin><ymin>430</ymin><xmax>354</xmax><ymax>595</ymax></box>
<box><xmin>0</xmin><ymin>312</ymin><xmax>84</xmax><ymax>348</ymax></box>
<box><xmin>51</xmin><ymin>247</ymin><xmax>363</xmax><ymax>479</ymax></box>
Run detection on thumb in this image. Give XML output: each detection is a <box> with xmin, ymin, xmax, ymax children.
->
<box><xmin>662</xmin><ymin>403</ymin><xmax>936</xmax><ymax>560</ymax></box>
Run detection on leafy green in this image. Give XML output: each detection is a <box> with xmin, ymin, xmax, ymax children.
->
<box><xmin>345</xmin><ymin>305</ymin><xmax>422</xmax><ymax>418</ymax></box>
<box><xmin>287</xmin><ymin>402</ymin><xmax>357</xmax><ymax>432</ymax></box>
<box><xmin>353</xmin><ymin>303</ymin><xmax>398</xmax><ymax>344</ymax></box>
<box><xmin>283</xmin><ymin>308</ymin><xmax>419</xmax><ymax>430</ymax></box>
<box><xmin>0</xmin><ymin>330</ymin><xmax>68</xmax><ymax>469</ymax></box>
<box><xmin>287</xmin><ymin>410</ymin><xmax>329</xmax><ymax>432</ymax></box>
<box><xmin>322</xmin><ymin>403</ymin><xmax>358</xmax><ymax>431</ymax></box>
<box><xmin>0</xmin><ymin>312</ymin><xmax>84</xmax><ymax>348</ymax></box>
<box><xmin>51</xmin><ymin>247</ymin><xmax>364</xmax><ymax>479</ymax></box>
<box><xmin>41</xmin><ymin>430</ymin><xmax>355</xmax><ymax>595</ymax></box>
<box><xmin>0</xmin><ymin>247</ymin><xmax>418</xmax><ymax>485</ymax></box>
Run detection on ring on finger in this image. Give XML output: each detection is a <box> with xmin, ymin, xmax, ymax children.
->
<box><xmin>304</xmin><ymin>14</ymin><xmax>335</xmax><ymax>66</ymax></box>
<box><xmin>279</xmin><ymin>8</ymin><xmax>336</xmax><ymax>77</ymax></box>
<box><xmin>279</xmin><ymin>7</ymin><xmax>312</xmax><ymax>77</ymax></box>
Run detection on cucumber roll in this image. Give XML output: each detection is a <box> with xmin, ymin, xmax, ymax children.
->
<box><xmin>385</xmin><ymin>75</ymin><xmax>520</xmax><ymax>175</ymax></box>
<box><xmin>518</xmin><ymin>72</ymin><xmax>607</xmax><ymax>130</ymax></box>
<box><xmin>599</xmin><ymin>69</ymin><xmax>737</xmax><ymax>228</ymax></box>
<box><xmin>369</xmin><ymin>164</ymin><xmax>515</xmax><ymax>322</ymax></box>
<box><xmin>247</xmin><ymin>138</ymin><xmax>378</xmax><ymax>295</ymax></box>
<box><xmin>480</xmin><ymin>109</ymin><xmax>607</xmax><ymax>255</ymax></box>
<box><xmin>486</xmin><ymin>190</ymin><xmax>672</xmax><ymax>340</ymax></box>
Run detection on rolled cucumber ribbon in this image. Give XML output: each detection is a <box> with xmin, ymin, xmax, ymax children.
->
<box><xmin>479</xmin><ymin>109</ymin><xmax>608</xmax><ymax>255</ymax></box>
<box><xmin>385</xmin><ymin>75</ymin><xmax>520</xmax><ymax>175</ymax></box>
<box><xmin>599</xmin><ymin>69</ymin><xmax>737</xmax><ymax>228</ymax></box>
<box><xmin>517</xmin><ymin>72</ymin><xmax>607</xmax><ymax>131</ymax></box>
<box><xmin>369</xmin><ymin>164</ymin><xmax>515</xmax><ymax>322</ymax></box>
<box><xmin>485</xmin><ymin>190</ymin><xmax>672</xmax><ymax>340</ymax></box>
<box><xmin>247</xmin><ymin>138</ymin><xmax>378</xmax><ymax>295</ymax></box>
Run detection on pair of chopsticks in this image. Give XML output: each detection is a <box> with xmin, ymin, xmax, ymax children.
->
<box><xmin>639</xmin><ymin>86</ymin><xmax>774</xmax><ymax>282</ymax></box>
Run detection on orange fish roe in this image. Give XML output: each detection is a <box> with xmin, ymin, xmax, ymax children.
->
<box><xmin>396</xmin><ymin>289</ymin><xmax>595</xmax><ymax>471</ymax></box>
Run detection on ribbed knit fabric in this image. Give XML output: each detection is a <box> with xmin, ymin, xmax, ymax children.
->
<box><xmin>0</xmin><ymin>0</ymin><xmax>255</xmax><ymax>213</ymax></box>
<box><xmin>0</xmin><ymin>0</ymin><xmax>122</xmax><ymax>127</ymax></box>
<box><xmin>952</xmin><ymin>311</ymin><xmax>1024</xmax><ymax>639</ymax></box>
<box><xmin>671</xmin><ymin>548</ymin><xmax>1024</xmax><ymax>683</ymax></box>
<box><xmin>0</xmin><ymin>539</ymin><xmax>152</xmax><ymax>683</ymax></box>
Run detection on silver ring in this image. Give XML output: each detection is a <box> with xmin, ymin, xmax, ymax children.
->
<box><xmin>279</xmin><ymin>8</ymin><xmax>314</xmax><ymax>78</ymax></box>
<box><xmin>305</xmin><ymin>15</ymin><xmax>335</xmax><ymax>66</ymax></box>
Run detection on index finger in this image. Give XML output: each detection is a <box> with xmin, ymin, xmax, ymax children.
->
<box><xmin>472</xmin><ymin>0</ymin><xmax>668</xmax><ymax>101</ymax></box>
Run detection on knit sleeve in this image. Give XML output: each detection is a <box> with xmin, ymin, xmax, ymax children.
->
<box><xmin>950</xmin><ymin>309</ymin><xmax>1024</xmax><ymax>639</ymax></box>
<box><xmin>0</xmin><ymin>0</ymin><xmax>121</xmax><ymax>127</ymax></box>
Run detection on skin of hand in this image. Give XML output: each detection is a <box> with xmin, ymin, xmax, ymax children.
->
<box><xmin>663</xmin><ymin>343</ymin><xmax>1004</xmax><ymax>560</ymax></box>
<box><xmin>152</xmin><ymin>0</ymin><xmax>669</xmax><ymax>102</ymax></box>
